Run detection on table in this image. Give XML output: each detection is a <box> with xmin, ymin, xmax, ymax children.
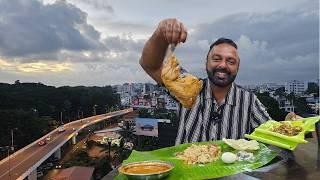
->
<box><xmin>238</xmin><ymin>139</ymin><xmax>320</xmax><ymax>180</ymax></box>
<box><xmin>104</xmin><ymin>139</ymin><xmax>319</xmax><ymax>180</ymax></box>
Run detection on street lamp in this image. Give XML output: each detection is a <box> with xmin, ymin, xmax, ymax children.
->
<box><xmin>10</xmin><ymin>128</ymin><xmax>18</xmax><ymax>152</ymax></box>
<box><xmin>107</xmin><ymin>137</ymin><xmax>113</xmax><ymax>159</ymax></box>
<box><xmin>60</xmin><ymin>111</ymin><xmax>63</xmax><ymax>125</ymax></box>
<box><xmin>93</xmin><ymin>104</ymin><xmax>98</xmax><ymax>115</ymax></box>
<box><xmin>6</xmin><ymin>128</ymin><xmax>17</xmax><ymax>180</ymax></box>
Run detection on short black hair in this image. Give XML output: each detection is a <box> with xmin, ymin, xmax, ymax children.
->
<box><xmin>207</xmin><ymin>38</ymin><xmax>238</xmax><ymax>60</ymax></box>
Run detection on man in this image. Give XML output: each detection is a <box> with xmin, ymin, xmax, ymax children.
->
<box><xmin>139</xmin><ymin>18</ymin><xmax>271</xmax><ymax>145</ymax></box>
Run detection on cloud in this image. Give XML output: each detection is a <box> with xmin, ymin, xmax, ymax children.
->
<box><xmin>0</xmin><ymin>0</ymin><xmax>102</xmax><ymax>59</ymax></box>
<box><xmin>0</xmin><ymin>0</ymin><xmax>317</xmax><ymax>86</ymax></box>
<box><xmin>175</xmin><ymin>1</ymin><xmax>319</xmax><ymax>84</ymax></box>
<box><xmin>69</xmin><ymin>0</ymin><xmax>114</xmax><ymax>12</ymax></box>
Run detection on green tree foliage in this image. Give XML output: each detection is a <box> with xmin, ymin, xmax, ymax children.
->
<box><xmin>138</xmin><ymin>108</ymin><xmax>178</xmax><ymax>122</ymax></box>
<box><xmin>294</xmin><ymin>97</ymin><xmax>312</xmax><ymax>115</ymax></box>
<box><xmin>0</xmin><ymin>82</ymin><xmax>120</xmax><ymax>154</ymax></box>
<box><xmin>0</xmin><ymin>82</ymin><xmax>120</xmax><ymax>120</ymax></box>
<box><xmin>63</xmin><ymin>150</ymin><xmax>112</xmax><ymax>180</ymax></box>
<box><xmin>306</xmin><ymin>82</ymin><xmax>319</xmax><ymax>96</ymax></box>
<box><xmin>274</xmin><ymin>87</ymin><xmax>286</xmax><ymax>97</ymax></box>
<box><xmin>284</xmin><ymin>92</ymin><xmax>312</xmax><ymax>116</ymax></box>
<box><xmin>0</xmin><ymin>109</ymin><xmax>50</xmax><ymax>160</ymax></box>
<box><xmin>256</xmin><ymin>92</ymin><xmax>287</xmax><ymax>121</ymax></box>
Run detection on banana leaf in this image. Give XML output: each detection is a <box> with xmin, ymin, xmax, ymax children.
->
<box><xmin>115</xmin><ymin>141</ymin><xmax>277</xmax><ymax>180</ymax></box>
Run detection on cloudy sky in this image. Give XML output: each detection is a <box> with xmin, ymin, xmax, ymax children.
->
<box><xmin>0</xmin><ymin>0</ymin><xmax>318</xmax><ymax>86</ymax></box>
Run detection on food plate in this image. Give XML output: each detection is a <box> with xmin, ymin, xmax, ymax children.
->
<box><xmin>245</xmin><ymin>116</ymin><xmax>320</xmax><ymax>150</ymax></box>
<box><xmin>115</xmin><ymin>141</ymin><xmax>277</xmax><ymax>180</ymax></box>
<box><xmin>118</xmin><ymin>160</ymin><xmax>174</xmax><ymax>180</ymax></box>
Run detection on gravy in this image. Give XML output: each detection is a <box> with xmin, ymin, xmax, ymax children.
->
<box><xmin>123</xmin><ymin>164</ymin><xmax>170</xmax><ymax>174</ymax></box>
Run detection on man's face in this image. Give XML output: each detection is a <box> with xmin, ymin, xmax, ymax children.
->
<box><xmin>206</xmin><ymin>43</ymin><xmax>240</xmax><ymax>87</ymax></box>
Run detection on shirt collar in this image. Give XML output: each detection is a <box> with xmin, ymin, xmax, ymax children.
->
<box><xmin>204</xmin><ymin>78</ymin><xmax>236</xmax><ymax>106</ymax></box>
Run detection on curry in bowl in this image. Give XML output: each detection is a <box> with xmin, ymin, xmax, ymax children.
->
<box><xmin>118</xmin><ymin>160</ymin><xmax>174</xmax><ymax>179</ymax></box>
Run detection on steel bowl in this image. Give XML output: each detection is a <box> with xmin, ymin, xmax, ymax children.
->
<box><xmin>118</xmin><ymin>160</ymin><xmax>174</xmax><ymax>180</ymax></box>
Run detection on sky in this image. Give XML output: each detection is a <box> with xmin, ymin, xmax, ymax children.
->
<box><xmin>0</xmin><ymin>0</ymin><xmax>318</xmax><ymax>87</ymax></box>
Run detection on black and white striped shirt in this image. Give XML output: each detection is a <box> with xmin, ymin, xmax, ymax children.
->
<box><xmin>174</xmin><ymin>78</ymin><xmax>271</xmax><ymax>145</ymax></box>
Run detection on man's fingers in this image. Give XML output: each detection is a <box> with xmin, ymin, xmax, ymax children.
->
<box><xmin>157</xmin><ymin>18</ymin><xmax>187</xmax><ymax>44</ymax></box>
<box><xmin>171</xmin><ymin>21</ymin><xmax>181</xmax><ymax>44</ymax></box>
<box><xmin>165</xmin><ymin>21</ymin><xmax>174</xmax><ymax>43</ymax></box>
<box><xmin>179</xmin><ymin>22</ymin><xmax>187</xmax><ymax>43</ymax></box>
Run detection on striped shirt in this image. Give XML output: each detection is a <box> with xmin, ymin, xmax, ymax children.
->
<box><xmin>174</xmin><ymin>78</ymin><xmax>271</xmax><ymax>145</ymax></box>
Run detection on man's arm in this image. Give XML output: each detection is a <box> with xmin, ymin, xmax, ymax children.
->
<box><xmin>139</xmin><ymin>18</ymin><xmax>187</xmax><ymax>84</ymax></box>
<box><xmin>251</xmin><ymin>95</ymin><xmax>272</xmax><ymax>129</ymax></box>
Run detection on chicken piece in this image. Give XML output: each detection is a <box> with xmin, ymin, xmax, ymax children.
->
<box><xmin>161</xmin><ymin>54</ymin><xmax>203</xmax><ymax>108</ymax></box>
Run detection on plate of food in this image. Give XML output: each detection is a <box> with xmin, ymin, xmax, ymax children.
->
<box><xmin>245</xmin><ymin>116</ymin><xmax>320</xmax><ymax>150</ymax></box>
<box><xmin>118</xmin><ymin>160</ymin><xmax>174</xmax><ymax>180</ymax></box>
<box><xmin>115</xmin><ymin>139</ymin><xmax>277</xmax><ymax>180</ymax></box>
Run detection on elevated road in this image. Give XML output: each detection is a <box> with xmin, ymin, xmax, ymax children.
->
<box><xmin>0</xmin><ymin>108</ymin><xmax>133</xmax><ymax>180</ymax></box>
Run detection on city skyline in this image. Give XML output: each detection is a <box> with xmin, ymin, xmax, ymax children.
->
<box><xmin>0</xmin><ymin>0</ymin><xmax>318</xmax><ymax>86</ymax></box>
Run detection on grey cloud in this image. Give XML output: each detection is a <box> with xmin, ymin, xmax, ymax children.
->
<box><xmin>70</xmin><ymin>0</ymin><xmax>114</xmax><ymax>13</ymax></box>
<box><xmin>194</xmin><ymin>3</ymin><xmax>318</xmax><ymax>57</ymax></box>
<box><xmin>0</xmin><ymin>0</ymin><xmax>102</xmax><ymax>58</ymax></box>
<box><xmin>95</xmin><ymin>20</ymin><xmax>153</xmax><ymax>37</ymax></box>
<box><xmin>103</xmin><ymin>36</ymin><xmax>145</xmax><ymax>53</ymax></box>
<box><xmin>178</xmin><ymin>2</ymin><xmax>319</xmax><ymax>84</ymax></box>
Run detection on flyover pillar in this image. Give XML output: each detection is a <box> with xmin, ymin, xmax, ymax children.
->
<box><xmin>54</xmin><ymin>147</ymin><xmax>61</xmax><ymax>159</ymax></box>
<box><xmin>27</xmin><ymin>169</ymin><xmax>37</xmax><ymax>180</ymax></box>
<box><xmin>72</xmin><ymin>135</ymin><xmax>77</xmax><ymax>145</ymax></box>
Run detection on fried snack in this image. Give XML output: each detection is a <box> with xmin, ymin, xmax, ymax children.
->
<box><xmin>161</xmin><ymin>54</ymin><xmax>203</xmax><ymax>108</ymax></box>
<box><xmin>222</xmin><ymin>138</ymin><xmax>260</xmax><ymax>151</ymax></box>
<box><xmin>271</xmin><ymin>122</ymin><xmax>303</xmax><ymax>136</ymax></box>
<box><xmin>175</xmin><ymin>144</ymin><xmax>221</xmax><ymax>165</ymax></box>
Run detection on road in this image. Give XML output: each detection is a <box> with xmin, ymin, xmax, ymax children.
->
<box><xmin>0</xmin><ymin>108</ymin><xmax>133</xmax><ymax>180</ymax></box>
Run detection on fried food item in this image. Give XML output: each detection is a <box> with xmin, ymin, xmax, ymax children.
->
<box><xmin>161</xmin><ymin>54</ymin><xmax>203</xmax><ymax>108</ymax></box>
<box><xmin>271</xmin><ymin>122</ymin><xmax>303</xmax><ymax>136</ymax></box>
<box><xmin>223</xmin><ymin>138</ymin><xmax>260</xmax><ymax>151</ymax></box>
<box><xmin>176</xmin><ymin>144</ymin><xmax>221</xmax><ymax>165</ymax></box>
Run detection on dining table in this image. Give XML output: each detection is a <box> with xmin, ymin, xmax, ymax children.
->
<box><xmin>104</xmin><ymin>125</ymin><xmax>320</xmax><ymax>180</ymax></box>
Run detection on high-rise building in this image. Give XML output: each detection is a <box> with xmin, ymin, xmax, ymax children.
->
<box><xmin>285</xmin><ymin>80</ymin><xmax>307</xmax><ymax>95</ymax></box>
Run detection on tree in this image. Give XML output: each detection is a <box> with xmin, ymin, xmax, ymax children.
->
<box><xmin>0</xmin><ymin>82</ymin><xmax>121</xmax><ymax>159</ymax></box>
<box><xmin>119</xmin><ymin>121</ymin><xmax>135</xmax><ymax>143</ymax></box>
<box><xmin>256</xmin><ymin>92</ymin><xmax>287</xmax><ymax>121</ymax></box>
<box><xmin>306</xmin><ymin>82</ymin><xmax>319</xmax><ymax>96</ymax></box>
<box><xmin>294</xmin><ymin>97</ymin><xmax>312</xmax><ymax>116</ymax></box>
<box><xmin>274</xmin><ymin>87</ymin><xmax>286</xmax><ymax>97</ymax></box>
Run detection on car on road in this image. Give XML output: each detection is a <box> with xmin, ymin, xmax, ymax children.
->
<box><xmin>58</xmin><ymin>125</ymin><xmax>65</xmax><ymax>132</ymax></box>
<box><xmin>46</xmin><ymin>162</ymin><xmax>54</xmax><ymax>167</ymax></box>
<box><xmin>37</xmin><ymin>139</ymin><xmax>46</xmax><ymax>146</ymax></box>
<box><xmin>46</xmin><ymin>136</ymin><xmax>51</xmax><ymax>141</ymax></box>
<box><xmin>37</xmin><ymin>171</ymin><xmax>44</xmax><ymax>178</ymax></box>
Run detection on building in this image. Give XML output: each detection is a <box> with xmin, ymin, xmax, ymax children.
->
<box><xmin>122</xmin><ymin>83</ymin><xmax>131</xmax><ymax>94</ymax></box>
<box><xmin>165</xmin><ymin>95</ymin><xmax>178</xmax><ymax>110</ymax></box>
<box><xmin>158</xmin><ymin>119</ymin><xmax>178</xmax><ymax>148</ymax></box>
<box><xmin>305</xmin><ymin>96</ymin><xmax>320</xmax><ymax>114</ymax></box>
<box><xmin>156</xmin><ymin>95</ymin><xmax>166</xmax><ymax>109</ymax></box>
<box><xmin>278</xmin><ymin>98</ymin><xmax>295</xmax><ymax>112</ymax></box>
<box><xmin>120</xmin><ymin>93</ymin><xmax>131</xmax><ymax>107</ymax></box>
<box><xmin>142</xmin><ymin>83</ymin><xmax>155</xmax><ymax>95</ymax></box>
<box><xmin>285</xmin><ymin>80</ymin><xmax>307</xmax><ymax>95</ymax></box>
<box><xmin>269</xmin><ymin>92</ymin><xmax>294</xmax><ymax>113</ymax></box>
<box><xmin>132</xmin><ymin>96</ymin><xmax>152</xmax><ymax>108</ymax></box>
